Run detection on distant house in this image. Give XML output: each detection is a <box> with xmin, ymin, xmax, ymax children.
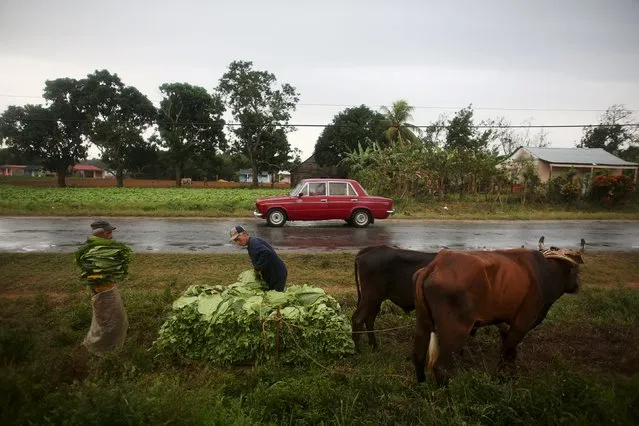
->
<box><xmin>277</xmin><ymin>170</ymin><xmax>291</xmax><ymax>184</ymax></box>
<box><xmin>1</xmin><ymin>165</ymin><xmax>26</xmax><ymax>176</ymax></box>
<box><xmin>238</xmin><ymin>168</ymin><xmax>271</xmax><ymax>184</ymax></box>
<box><xmin>0</xmin><ymin>164</ymin><xmax>43</xmax><ymax>177</ymax></box>
<box><xmin>289</xmin><ymin>154</ymin><xmax>346</xmax><ymax>186</ymax></box>
<box><xmin>70</xmin><ymin>164</ymin><xmax>106</xmax><ymax>178</ymax></box>
<box><xmin>506</xmin><ymin>147</ymin><xmax>638</xmax><ymax>183</ymax></box>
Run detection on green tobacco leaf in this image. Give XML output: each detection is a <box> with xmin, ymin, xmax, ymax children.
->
<box><xmin>75</xmin><ymin>236</ymin><xmax>133</xmax><ymax>286</ymax></box>
<box><xmin>264</xmin><ymin>290</ymin><xmax>288</xmax><ymax>306</ymax></box>
<box><xmin>153</xmin><ymin>269</ymin><xmax>355</xmax><ymax>365</ymax></box>
<box><xmin>197</xmin><ymin>294</ymin><xmax>223</xmax><ymax>316</ymax></box>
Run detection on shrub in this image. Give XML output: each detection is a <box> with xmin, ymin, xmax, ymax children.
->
<box><xmin>548</xmin><ymin>169</ymin><xmax>581</xmax><ymax>203</ymax></box>
<box><xmin>589</xmin><ymin>174</ymin><xmax>636</xmax><ymax>207</ymax></box>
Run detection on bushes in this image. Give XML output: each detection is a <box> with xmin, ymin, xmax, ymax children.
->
<box><xmin>590</xmin><ymin>174</ymin><xmax>636</xmax><ymax>207</ymax></box>
<box><xmin>547</xmin><ymin>169</ymin><xmax>635</xmax><ymax>207</ymax></box>
<box><xmin>548</xmin><ymin>169</ymin><xmax>581</xmax><ymax>203</ymax></box>
<box><xmin>342</xmin><ymin>142</ymin><xmax>637</xmax><ymax>210</ymax></box>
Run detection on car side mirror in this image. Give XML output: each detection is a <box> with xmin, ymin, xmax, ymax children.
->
<box><xmin>298</xmin><ymin>193</ymin><xmax>303</xmax><ymax>198</ymax></box>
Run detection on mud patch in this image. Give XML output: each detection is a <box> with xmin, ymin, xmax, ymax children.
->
<box><xmin>457</xmin><ymin>324</ymin><xmax>639</xmax><ymax>377</ymax></box>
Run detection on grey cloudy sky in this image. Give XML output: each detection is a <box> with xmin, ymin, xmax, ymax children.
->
<box><xmin>1</xmin><ymin>0</ymin><xmax>638</xmax><ymax>159</ymax></box>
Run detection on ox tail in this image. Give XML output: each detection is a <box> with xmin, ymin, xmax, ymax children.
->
<box><xmin>353</xmin><ymin>246</ymin><xmax>379</xmax><ymax>303</ymax></box>
<box><xmin>413</xmin><ymin>263</ymin><xmax>439</xmax><ymax>374</ymax></box>
<box><xmin>428</xmin><ymin>332</ymin><xmax>439</xmax><ymax>372</ymax></box>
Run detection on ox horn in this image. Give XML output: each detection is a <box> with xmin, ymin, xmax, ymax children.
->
<box><xmin>538</xmin><ymin>236</ymin><xmax>545</xmax><ymax>251</ymax></box>
<box><xmin>580</xmin><ymin>238</ymin><xmax>586</xmax><ymax>253</ymax></box>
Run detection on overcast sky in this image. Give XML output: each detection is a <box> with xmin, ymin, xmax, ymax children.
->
<box><xmin>1</xmin><ymin>0</ymin><xmax>638</xmax><ymax>160</ymax></box>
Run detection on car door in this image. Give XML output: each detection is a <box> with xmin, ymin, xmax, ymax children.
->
<box><xmin>326</xmin><ymin>181</ymin><xmax>359</xmax><ymax>219</ymax></box>
<box><xmin>296</xmin><ymin>181</ymin><xmax>330</xmax><ymax>220</ymax></box>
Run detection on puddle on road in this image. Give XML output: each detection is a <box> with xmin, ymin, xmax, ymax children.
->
<box><xmin>2</xmin><ymin>218</ymin><xmax>638</xmax><ymax>253</ymax></box>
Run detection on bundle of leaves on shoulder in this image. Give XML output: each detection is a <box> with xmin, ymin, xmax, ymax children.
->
<box><xmin>75</xmin><ymin>236</ymin><xmax>133</xmax><ymax>286</ymax></box>
<box><xmin>153</xmin><ymin>270</ymin><xmax>355</xmax><ymax>365</ymax></box>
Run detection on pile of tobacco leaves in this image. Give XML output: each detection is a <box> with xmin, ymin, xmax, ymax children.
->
<box><xmin>153</xmin><ymin>270</ymin><xmax>355</xmax><ymax>365</ymax></box>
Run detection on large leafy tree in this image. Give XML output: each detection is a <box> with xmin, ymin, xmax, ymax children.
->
<box><xmin>0</xmin><ymin>77</ymin><xmax>89</xmax><ymax>187</ymax></box>
<box><xmin>255</xmin><ymin>128</ymin><xmax>301</xmax><ymax>185</ymax></box>
<box><xmin>0</xmin><ymin>143</ymin><xmax>37</xmax><ymax>165</ymax></box>
<box><xmin>83</xmin><ymin>70</ymin><xmax>157</xmax><ymax>187</ymax></box>
<box><xmin>216</xmin><ymin>60</ymin><xmax>299</xmax><ymax>186</ymax></box>
<box><xmin>380</xmin><ymin>99</ymin><xmax>420</xmax><ymax>145</ymax></box>
<box><xmin>157</xmin><ymin>82</ymin><xmax>226</xmax><ymax>186</ymax></box>
<box><xmin>442</xmin><ymin>105</ymin><xmax>500</xmax><ymax>196</ymax></box>
<box><xmin>621</xmin><ymin>145</ymin><xmax>639</xmax><ymax>163</ymax></box>
<box><xmin>125</xmin><ymin>142</ymin><xmax>162</xmax><ymax>178</ymax></box>
<box><xmin>579</xmin><ymin>104</ymin><xmax>637</xmax><ymax>157</ymax></box>
<box><xmin>314</xmin><ymin>105</ymin><xmax>385</xmax><ymax>167</ymax></box>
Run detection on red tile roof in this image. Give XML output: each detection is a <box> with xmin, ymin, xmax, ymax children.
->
<box><xmin>71</xmin><ymin>165</ymin><xmax>103</xmax><ymax>172</ymax></box>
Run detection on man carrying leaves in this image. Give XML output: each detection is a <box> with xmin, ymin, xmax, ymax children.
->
<box><xmin>75</xmin><ymin>220</ymin><xmax>132</xmax><ymax>356</ymax></box>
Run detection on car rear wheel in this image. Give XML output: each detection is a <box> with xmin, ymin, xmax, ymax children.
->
<box><xmin>266</xmin><ymin>208</ymin><xmax>287</xmax><ymax>227</ymax></box>
<box><xmin>351</xmin><ymin>209</ymin><xmax>371</xmax><ymax>228</ymax></box>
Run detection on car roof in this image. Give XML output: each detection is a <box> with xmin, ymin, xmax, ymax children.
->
<box><xmin>301</xmin><ymin>178</ymin><xmax>358</xmax><ymax>183</ymax></box>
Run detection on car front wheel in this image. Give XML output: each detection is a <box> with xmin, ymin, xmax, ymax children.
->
<box><xmin>266</xmin><ymin>208</ymin><xmax>287</xmax><ymax>227</ymax></box>
<box><xmin>351</xmin><ymin>209</ymin><xmax>371</xmax><ymax>228</ymax></box>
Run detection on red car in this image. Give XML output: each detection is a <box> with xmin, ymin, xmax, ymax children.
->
<box><xmin>254</xmin><ymin>178</ymin><xmax>395</xmax><ymax>227</ymax></box>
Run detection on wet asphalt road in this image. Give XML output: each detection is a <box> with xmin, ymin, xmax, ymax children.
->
<box><xmin>0</xmin><ymin>217</ymin><xmax>638</xmax><ymax>254</ymax></box>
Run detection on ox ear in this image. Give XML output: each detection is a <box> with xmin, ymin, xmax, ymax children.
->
<box><xmin>538</xmin><ymin>236</ymin><xmax>545</xmax><ymax>251</ymax></box>
<box><xmin>580</xmin><ymin>238</ymin><xmax>586</xmax><ymax>253</ymax></box>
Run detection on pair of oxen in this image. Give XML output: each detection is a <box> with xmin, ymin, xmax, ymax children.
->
<box><xmin>352</xmin><ymin>237</ymin><xmax>586</xmax><ymax>384</ymax></box>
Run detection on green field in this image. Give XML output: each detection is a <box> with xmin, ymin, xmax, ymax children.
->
<box><xmin>1</xmin><ymin>252</ymin><xmax>638</xmax><ymax>425</ymax></box>
<box><xmin>2</xmin><ymin>184</ymin><xmax>639</xmax><ymax>220</ymax></box>
<box><xmin>0</xmin><ymin>185</ymin><xmax>287</xmax><ymax>217</ymax></box>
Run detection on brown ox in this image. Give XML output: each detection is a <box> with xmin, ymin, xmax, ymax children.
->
<box><xmin>411</xmin><ymin>239</ymin><xmax>585</xmax><ymax>384</ymax></box>
<box><xmin>352</xmin><ymin>245</ymin><xmax>437</xmax><ymax>351</ymax></box>
<box><xmin>352</xmin><ymin>243</ymin><xmax>527</xmax><ymax>352</ymax></box>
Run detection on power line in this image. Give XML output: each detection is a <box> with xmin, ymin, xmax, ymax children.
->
<box><xmin>1</xmin><ymin>116</ymin><xmax>638</xmax><ymax>129</ymax></box>
<box><xmin>0</xmin><ymin>93</ymin><xmax>637</xmax><ymax>114</ymax></box>
<box><xmin>290</xmin><ymin>102</ymin><xmax>639</xmax><ymax>114</ymax></box>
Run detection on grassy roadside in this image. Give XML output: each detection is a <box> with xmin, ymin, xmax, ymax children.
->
<box><xmin>1</xmin><ymin>184</ymin><xmax>638</xmax><ymax>220</ymax></box>
<box><xmin>1</xmin><ymin>252</ymin><xmax>639</xmax><ymax>425</ymax></box>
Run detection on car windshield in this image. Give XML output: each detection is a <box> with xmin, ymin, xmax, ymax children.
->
<box><xmin>290</xmin><ymin>181</ymin><xmax>305</xmax><ymax>196</ymax></box>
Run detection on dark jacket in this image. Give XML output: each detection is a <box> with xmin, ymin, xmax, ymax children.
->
<box><xmin>247</xmin><ymin>236</ymin><xmax>288</xmax><ymax>291</ymax></box>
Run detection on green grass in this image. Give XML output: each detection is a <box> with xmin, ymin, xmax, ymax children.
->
<box><xmin>394</xmin><ymin>196</ymin><xmax>639</xmax><ymax>220</ymax></box>
<box><xmin>1</xmin><ymin>252</ymin><xmax>638</xmax><ymax>425</ymax></box>
<box><xmin>0</xmin><ymin>185</ymin><xmax>289</xmax><ymax>217</ymax></box>
<box><xmin>2</xmin><ymin>184</ymin><xmax>638</xmax><ymax>219</ymax></box>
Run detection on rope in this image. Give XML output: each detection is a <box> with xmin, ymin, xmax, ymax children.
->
<box><xmin>281</xmin><ymin>319</ymin><xmax>414</xmax><ymax>335</ymax></box>
<box><xmin>282</xmin><ymin>321</ymin><xmax>335</xmax><ymax>373</ymax></box>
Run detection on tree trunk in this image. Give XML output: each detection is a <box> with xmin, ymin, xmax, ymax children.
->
<box><xmin>56</xmin><ymin>170</ymin><xmax>67</xmax><ymax>188</ymax></box>
<box><xmin>175</xmin><ymin>164</ymin><xmax>182</xmax><ymax>187</ymax></box>
<box><xmin>251</xmin><ymin>163</ymin><xmax>259</xmax><ymax>187</ymax></box>
<box><xmin>249</xmin><ymin>132</ymin><xmax>261</xmax><ymax>188</ymax></box>
<box><xmin>116</xmin><ymin>167</ymin><xmax>124</xmax><ymax>188</ymax></box>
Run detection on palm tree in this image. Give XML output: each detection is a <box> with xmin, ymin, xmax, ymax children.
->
<box><xmin>379</xmin><ymin>99</ymin><xmax>421</xmax><ymax>145</ymax></box>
